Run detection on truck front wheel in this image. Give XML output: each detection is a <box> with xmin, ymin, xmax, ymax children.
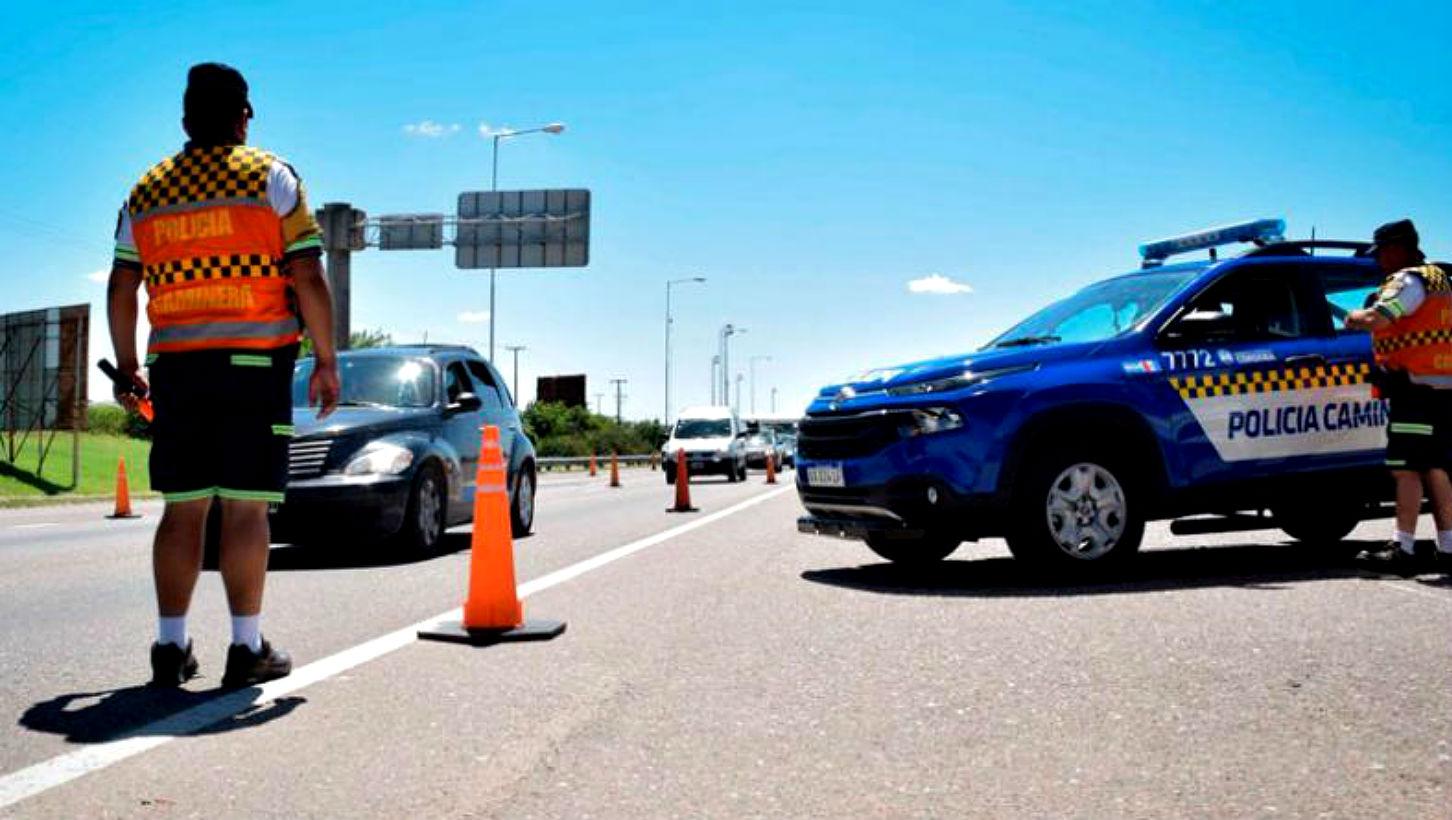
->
<box><xmin>1007</xmin><ymin>447</ymin><xmax>1145</xmax><ymax>569</ymax></box>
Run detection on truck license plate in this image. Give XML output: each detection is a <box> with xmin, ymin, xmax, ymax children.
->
<box><xmin>806</xmin><ymin>464</ymin><xmax>845</xmax><ymax>487</ymax></box>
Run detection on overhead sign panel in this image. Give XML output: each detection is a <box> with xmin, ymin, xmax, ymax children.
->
<box><xmin>378</xmin><ymin>213</ymin><xmax>445</xmax><ymax>250</ymax></box>
<box><xmin>455</xmin><ymin>189</ymin><xmax>590</xmax><ymax>270</ymax></box>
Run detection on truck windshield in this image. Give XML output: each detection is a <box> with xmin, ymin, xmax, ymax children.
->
<box><xmin>292</xmin><ymin>357</ymin><xmax>436</xmax><ymax>409</ymax></box>
<box><xmin>988</xmin><ymin>270</ymin><xmax>1198</xmax><ymax>348</ymax></box>
<box><xmin>675</xmin><ymin>419</ymin><xmax>732</xmax><ymax>438</ymax></box>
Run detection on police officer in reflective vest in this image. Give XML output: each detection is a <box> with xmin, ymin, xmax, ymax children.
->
<box><xmin>1345</xmin><ymin>219</ymin><xmax>1452</xmax><ymax>573</ymax></box>
<box><xmin>108</xmin><ymin>64</ymin><xmax>341</xmax><ymax>686</ymax></box>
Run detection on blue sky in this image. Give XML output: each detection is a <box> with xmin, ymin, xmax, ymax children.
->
<box><xmin>2</xmin><ymin>1</ymin><xmax>1449</xmax><ymax>418</ymax></box>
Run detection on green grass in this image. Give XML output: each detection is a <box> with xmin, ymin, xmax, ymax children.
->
<box><xmin>0</xmin><ymin>433</ymin><xmax>153</xmax><ymax>498</ymax></box>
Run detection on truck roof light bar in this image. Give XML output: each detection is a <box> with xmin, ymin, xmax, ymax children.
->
<box><xmin>1138</xmin><ymin>218</ymin><xmax>1286</xmax><ymax>269</ymax></box>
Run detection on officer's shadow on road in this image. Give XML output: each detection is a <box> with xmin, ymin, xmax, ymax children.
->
<box><xmin>801</xmin><ymin>540</ymin><xmax>1390</xmax><ymax>598</ymax></box>
<box><xmin>20</xmin><ymin>685</ymin><xmax>304</xmax><ymax>745</ymax></box>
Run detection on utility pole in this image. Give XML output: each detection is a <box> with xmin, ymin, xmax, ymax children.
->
<box><xmin>594</xmin><ymin>393</ymin><xmax>605</xmax><ymax>415</ymax></box>
<box><xmin>503</xmin><ymin>345</ymin><xmax>526</xmax><ymax>406</ymax></box>
<box><xmin>609</xmin><ymin>378</ymin><xmax>628</xmax><ymax>424</ymax></box>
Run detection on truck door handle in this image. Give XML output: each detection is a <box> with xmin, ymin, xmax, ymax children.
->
<box><xmin>1284</xmin><ymin>354</ymin><xmax>1327</xmax><ymax>368</ymax></box>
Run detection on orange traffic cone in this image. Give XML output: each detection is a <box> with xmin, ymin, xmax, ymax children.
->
<box><xmin>609</xmin><ymin>452</ymin><xmax>621</xmax><ymax>488</ymax></box>
<box><xmin>765</xmin><ymin>451</ymin><xmax>778</xmax><ymax>485</ymax></box>
<box><xmin>588</xmin><ymin>452</ymin><xmax>598</xmax><ymax>477</ymax></box>
<box><xmin>418</xmin><ymin>425</ymin><xmax>565</xmax><ymax>646</ymax></box>
<box><xmin>106</xmin><ymin>456</ymin><xmax>141</xmax><ymax>519</ymax></box>
<box><xmin>667</xmin><ymin>448</ymin><xmax>697</xmax><ymax>513</ymax></box>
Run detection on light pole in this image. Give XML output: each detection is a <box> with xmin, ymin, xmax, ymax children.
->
<box><xmin>487</xmin><ymin>121</ymin><xmax>565</xmax><ymax>362</ymax></box>
<box><xmin>710</xmin><ymin>355</ymin><xmax>720</xmax><ymax>405</ymax></box>
<box><xmin>665</xmin><ymin>276</ymin><xmax>706</xmax><ymax>425</ymax></box>
<box><xmin>733</xmin><ymin>373</ymin><xmax>744</xmax><ymax>415</ymax></box>
<box><xmin>609</xmin><ymin>378</ymin><xmax>628</xmax><ymax>424</ymax></box>
<box><xmin>749</xmin><ymin>355</ymin><xmax>772</xmax><ymax>415</ymax></box>
<box><xmin>503</xmin><ymin>344</ymin><xmax>526</xmax><ymax>406</ymax></box>
<box><xmin>718</xmin><ymin>324</ymin><xmax>745</xmax><ymax>410</ymax></box>
<box><xmin>771</xmin><ymin>387</ymin><xmax>778</xmax><ymax>413</ymax></box>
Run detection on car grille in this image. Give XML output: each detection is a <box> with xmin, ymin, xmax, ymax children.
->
<box><xmin>288</xmin><ymin>439</ymin><xmax>333</xmax><ymax>479</ymax></box>
<box><xmin>797</xmin><ymin>410</ymin><xmax>911</xmax><ymax>460</ymax></box>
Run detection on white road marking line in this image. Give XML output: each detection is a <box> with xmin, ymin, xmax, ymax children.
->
<box><xmin>11</xmin><ymin>523</ymin><xmax>57</xmax><ymax>530</ymax></box>
<box><xmin>0</xmin><ymin>486</ymin><xmax>793</xmax><ymax>810</ymax></box>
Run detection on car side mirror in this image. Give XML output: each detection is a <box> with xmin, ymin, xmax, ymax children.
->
<box><xmin>447</xmin><ymin>392</ymin><xmax>483</xmax><ymax>414</ymax></box>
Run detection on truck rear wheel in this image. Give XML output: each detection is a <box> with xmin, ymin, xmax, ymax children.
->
<box><xmin>1007</xmin><ymin>447</ymin><xmax>1144</xmax><ymax>569</ymax></box>
<box><xmin>865</xmin><ymin>532</ymin><xmax>960</xmax><ymax>566</ymax></box>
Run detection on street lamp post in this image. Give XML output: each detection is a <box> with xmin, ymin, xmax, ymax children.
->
<box><xmin>665</xmin><ymin>276</ymin><xmax>706</xmax><ymax>425</ymax></box>
<box><xmin>733</xmin><ymin>373</ymin><xmax>744</xmax><ymax>415</ymax></box>
<box><xmin>771</xmin><ymin>387</ymin><xmax>778</xmax><ymax>413</ymax></box>
<box><xmin>710</xmin><ymin>355</ymin><xmax>720</xmax><ymax>405</ymax></box>
<box><xmin>487</xmin><ymin>122</ymin><xmax>565</xmax><ymax>362</ymax></box>
<box><xmin>503</xmin><ymin>344</ymin><xmax>526</xmax><ymax>406</ymax></box>
<box><xmin>749</xmin><ymin>355</ymin><xmax>772</xmax><ymax>415</ymax></box>
<box><xmin>718</xmin><ymin>324</ymin><xmax>745</xmax><ymax>410</ymax></box>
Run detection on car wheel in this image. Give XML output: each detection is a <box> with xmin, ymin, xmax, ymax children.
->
<box><xmin>665</xmin><ymin>466</ymin><xmax>676</xmax><ymax>485</ymax></box>
<box><xmin>738</xmin><ymin>461</ymin><xmax>748</xmax><ymax>482</ymax></box>
<box><xmin>865</xmin><ymin>532</ymin><xmax>960</xmax><ymax>566</ymax></box>
<box><xmin>1274</xmin><ymin>496</ymin><xmax>1361</xmax><ymax>551</ymax></box>
<box><xmin>510</xmin><ymin>466</ymin><xmax>536</xmax><ymax>537</ymax></box>
<box><xmin>398</xmin><ymin>464</ymin><xmax>446</xmax><ymax>553</ymax></box>
<box><xmin>727</xmin><ymin>462</ymin><xmax>739</xmax><ymax>483</ymax></box>
<box><xmin>1007</xmin><ymin>447</ymin><xmax>1144</xmax><ymax>570</ymax></box>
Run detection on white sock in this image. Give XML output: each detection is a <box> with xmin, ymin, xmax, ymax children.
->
<box><xmin>157</xmin><ymin>616</ymin><xmax>188</xmax><ymax>648</ymax></box>
<box><xmin>230</xmin><ymin>615</ymin><xmax>262</xmax><ymax>653</ymax></box>
<box><xmin>1437</xmin><ymin>530</ymin><xmax>1452</xmax><ymax>554</ymax></box>
<box><xmin>1395</xmin><ymin>530</ymin><xmax>1416</xmax><ymax>555</ymax></box>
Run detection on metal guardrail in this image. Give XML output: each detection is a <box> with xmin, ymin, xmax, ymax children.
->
<box><xmin>537</xmin><ymin>454</ymin><xmax>657</xmax><ymax>472</ymax></box>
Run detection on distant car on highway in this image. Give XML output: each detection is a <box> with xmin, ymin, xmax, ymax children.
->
<box><xmin>796</xmin><ymin>219</ymin><xmax>1397</xmax><ymax>569</ymax></box>
<box><xmin>662</xmin><ymin>405</ymin><xmax>748</xmax><ymax>483</ymax></box>
<box><xmin>743</xmin><ymin>428</ymin><xmax>781</xmax><ymax>470</ymax></box>
<box><xmin>269</xmin><ymin>345</ymin><xmax>537</xmax><ymax>552</ymax></box>
<box><xmin>744</xmin><ymin>414</ymin><xmax>800</xmax><ymax>467</ymax></box>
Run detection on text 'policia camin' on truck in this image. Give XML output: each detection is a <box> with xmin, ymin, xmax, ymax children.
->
<box><xmin>795</xmin><ymin>218</ymin><xmax>1404</xmax><ymax>570</ymax></box>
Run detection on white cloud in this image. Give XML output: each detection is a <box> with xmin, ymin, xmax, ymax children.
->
<box><xmin>477</xmin><ymin>122</ymin><xmax>513</xmax><ymax>138</ymax></box>
<box><xmin>907</xmin><ymin>274</ymin><xmax>974</xmax><ymax>295</ymax></box>
<box><xmin>403</xmin><ymin>120</ymin><xmax>461</xmax><ymax>138</ymax></box>
<box><xmin>86</xmin><ymin>269</ymin><xmax>109</xmax><ymax>283</ymax></box>
<box><xmin>457</xmin><ymin>310</ymin><xmax>491</xmax><ymax>323</ymax></box>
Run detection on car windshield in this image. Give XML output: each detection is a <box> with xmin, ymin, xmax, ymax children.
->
<box><xmin>675</xmin><ymin>419</ymin><xmax>732</xmax><ymax>438</ymax></box>
<box><xmin>292</xmin><ymin>356</ymin><xmax>436</xmax><ymax>409</ymax></box>
<box><xmin>988</xmin><ymin>270</ymin><xmax>1199</xmax><ymax>348</ymax></box>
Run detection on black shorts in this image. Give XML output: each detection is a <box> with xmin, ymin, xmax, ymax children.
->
<box><xmin>148</xmin><ymin>345</ymin><xmax>297</xmax><ymax>503</ymax></box>
<box><xmin>1385</xmin><ymin>383</ymin><xmax>1452</xmax><ymax>472</ymax></box>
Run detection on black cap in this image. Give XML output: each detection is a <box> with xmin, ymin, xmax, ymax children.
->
<box><xmin>1363</xmin><ymin>218</ymin><xmax>1420</xmax><ymax>258</ymax></box>
<box><xmin>183</xmin><ymin>63</ymin><xmax>253</xmax><ymax>122</ymax></box>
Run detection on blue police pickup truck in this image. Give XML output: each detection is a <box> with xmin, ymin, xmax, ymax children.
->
<box><xmin>796</xmin><ymin>219</ymin><xmax>1395</xmax><ymax>569</ymax></box>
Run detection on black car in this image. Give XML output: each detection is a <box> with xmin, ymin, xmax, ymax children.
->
<box><xmin>268</xmin><ymin>345</ymin><xmax>537</xmax><ymax>551</ymax></box>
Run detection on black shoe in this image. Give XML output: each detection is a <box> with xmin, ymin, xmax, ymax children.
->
<box><xmin>149</xmin><ymin>640</ymin><xmax>199</xmax><ymax>688</ymax></box>
<box><xmin>1355</xmin><ymin>544</ymin><xmax>1425</xmax><ymax>577</ymax></box>
<box><xmin>221</xmin><ymin>638</ymin><xmax>292</xmax><ymax>689</ymax></box>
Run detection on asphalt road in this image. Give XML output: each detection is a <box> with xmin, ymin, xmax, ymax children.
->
<box><xmin>0</xmin><ymin>469</ymin><xmax>1449</xmax><ymax>818</ymax></box>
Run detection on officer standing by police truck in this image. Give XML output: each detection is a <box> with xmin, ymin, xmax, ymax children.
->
<box><xmin>108</xmin><ymin>64</ymin><xmax>340</xmax><ymax>687</ymax></box>
<box><xmin>1345</xmin><ymin>219</ymin><xmax>1452</xmax><ymax>573</ymax></box>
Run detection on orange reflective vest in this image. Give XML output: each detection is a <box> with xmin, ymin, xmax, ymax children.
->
<box><xmin>1371</xmin><ymin>264</ymin><xmax>1452</xmax><ymax>377</ymax></box>
<box><xmin>126</xmin><ymin>145</ymin><xmax>301</xmax><ymax>353</ymax></box>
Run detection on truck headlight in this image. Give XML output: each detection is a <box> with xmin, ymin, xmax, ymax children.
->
<box><xmin>901</xmin><ymin>408</ymin><xmax>965</xmax><ymax>437</ymax></box>
<box><xmin>343</xmin><ymin>442</ymin><xmax>415</xmax><ymax>476</ymax></box>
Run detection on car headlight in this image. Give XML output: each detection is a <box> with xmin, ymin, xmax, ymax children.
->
<box><xmin>900</xmin><ymin>407</ymin><xmax>965</xmax><ymax>437</ymax></box>
<box><xmin>885</xmin><ymin>364</ymin><xmax>1036</xmax><ymax>397</ymax></box>
<box><xmin>343</xmin><ymin>442</ymin><xmax>415</xmax><ymax>476</ymax></box>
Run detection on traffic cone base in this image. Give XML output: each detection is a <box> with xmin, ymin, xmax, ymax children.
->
<box><xmin>417</xmin><ymin>618</ymin><xmax>567</xmax><ymax>646</ymax></box>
